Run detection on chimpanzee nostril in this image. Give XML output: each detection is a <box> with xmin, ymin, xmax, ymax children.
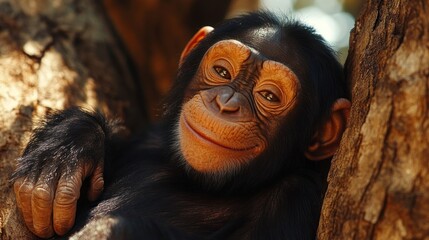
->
<box><xmin>215</xmin><ymin>93</ymin><xmax>240</xmax><ymax>113</ymax></box>
<box><xmin>200</xmin><ymin>86</ymin><xmax>252</xmax><ymax>121</ymax></box>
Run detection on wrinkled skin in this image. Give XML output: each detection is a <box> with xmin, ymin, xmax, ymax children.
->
<box><xmin>13</xmin><ymin>110</ymin><xmax>108</xmax><ymax>237</ymax></box>
<box><xmin>178</xmin><ymin>39</ymin><xmax>301</xmax><ymax>173</ymax></box>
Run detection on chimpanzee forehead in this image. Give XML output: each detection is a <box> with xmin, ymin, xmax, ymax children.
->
<box><xmin>207</xmin><ymin>39</ymin><xmax>294</xmax><ymax>75</ymax></box>
<box><xmin>230</xmin><ymin>26</ymin><xmax>305</xmax><ymax>83</ymax></box>
<box><xmin>237</xmin><ymin>27</ymin><xmax>290</xmax><ymax>64</ymax></box>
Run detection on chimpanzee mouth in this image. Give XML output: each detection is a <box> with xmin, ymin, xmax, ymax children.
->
<box><xmin>182</xmin><ymin>115</ymin><xmax>258</xmax><ymax>152</ymax></box>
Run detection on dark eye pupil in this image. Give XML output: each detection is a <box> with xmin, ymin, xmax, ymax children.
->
<box><xmin>214</xmin><ymin>66</ymin><xmax>231</xmax><ymax>79</ymax></box>
<box><xmin>260</xmin><ymin>91</ymin><xmax>279</xmax><ymax>102</ymax></box>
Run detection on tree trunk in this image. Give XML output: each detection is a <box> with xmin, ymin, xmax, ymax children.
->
<box><xmin>318</xmin><ymin>1</ymin><xmax>429</xmax><ymax>239</ymax></box>
<box><xmin>0</xmin><ymin>0</ymin><xmax>145</xmax><ymax>238</ymax></box>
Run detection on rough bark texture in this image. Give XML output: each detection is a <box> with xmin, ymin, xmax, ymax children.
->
<box><xmin>318</xmin><ymin>1</ymin><xmax>429</xmax><ymax>239</ymax></box>
<box><xmin>0</xmin><ymin>0</ymin><xmax>145</xmax><ymax>238</ymax></box>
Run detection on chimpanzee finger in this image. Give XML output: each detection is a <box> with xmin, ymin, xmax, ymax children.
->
<box><xmin>87</xmin><ymin>163</ymin><xmax>104</xmax><ymax>202</ymax></box>
<box><xmin>31</xmin><ymin>170</ymin><xmax>58</xmax><ymax>238</ymax></box>
<box><xmin>14</xmin><ymin>177</ymin><xmax>36</xmax><ymax>234</ymax></box>
<box><xmin>13</xmin><ymin>178</ymin><xmax>26</xmax><ymax>214</ymax></box>
<box><xmin>53</xmin><ymin>167</ymin><xmax>85</xmax><ymax>236</ymax></box>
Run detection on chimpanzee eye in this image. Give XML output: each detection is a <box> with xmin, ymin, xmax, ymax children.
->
<box><xmin>213</xmin><ymin>66</ymin><xmax>232</xmax><ymax>80</ymax></box>
<box><xmin>259</xmin><ymin>91</ymin><xmax>280</xmax><ymax>102</ymax></box>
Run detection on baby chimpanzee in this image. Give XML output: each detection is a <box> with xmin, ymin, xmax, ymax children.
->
<box><xmin>13</xmin><ymin>11</ymin><xmax>350</xmax><ymax>239</ymax></box>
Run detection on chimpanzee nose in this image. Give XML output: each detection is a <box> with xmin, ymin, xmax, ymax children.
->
<box><xmin>215</xmin><ymin>92</ymin><xmax>240</xmax><ymax>113</ymax></box>
<box><xmin>201</xmin><ymin>86</ymin><xmax>252</xmax><ymax>122</ymax></box>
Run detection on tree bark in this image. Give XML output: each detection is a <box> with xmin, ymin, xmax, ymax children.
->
<box><xmin>318</xmin><ymin>1</ymin><xmax>429</xmax><ymax>239</ymax></box>
<box><xmin>0</xmin><ymin>0</ymin><xmax>145</xmax><ymax>238</ymax></box>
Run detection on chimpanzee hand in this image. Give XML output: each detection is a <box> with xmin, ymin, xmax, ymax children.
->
<box><xmin>11</xmin><ymin>108</ymin><xmax>111</xmax><ymax>238</ymax></box>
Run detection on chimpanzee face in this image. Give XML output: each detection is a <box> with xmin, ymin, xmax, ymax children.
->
<box><xmin>166</xmin><ymin>16</ymin><xmax>350</xmax><ymax>180</ymax></box>
<box><xmin>177</xmin><ymin>39</ymin><xmax>301</xmax><ymax>173</ymax></box>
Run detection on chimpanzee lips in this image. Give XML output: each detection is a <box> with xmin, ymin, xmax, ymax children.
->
<box><xmin>182</xmin><ymin>115</ymin><xmax>258</xmax><ymax>152</ymax></box>
<box><xmin>178</xmin><ymin>93</ymin><xmax>266</xmax><ymax>173</ymax></box>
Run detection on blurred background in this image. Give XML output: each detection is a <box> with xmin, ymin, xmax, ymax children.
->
<box><xmin>103</xmin><ymin>0</ymin><xmax>363</xmax><ymax>121</ymax></box>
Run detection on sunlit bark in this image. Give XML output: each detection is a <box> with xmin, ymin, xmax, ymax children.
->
<box><xmin>319</xmin><ymin>1</ymin><xmax>429</xmax><ymax>239</ymax></box>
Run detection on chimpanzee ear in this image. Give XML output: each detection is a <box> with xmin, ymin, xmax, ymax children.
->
<box><xmin>304</xmin><ymin>98</ymin><xmax>351</xmax><ymax>161</ymax></box>
<box><xmin>179</xmin><ymin>26</ymin><xmax>214</xmax><ymax>66</ymax></box>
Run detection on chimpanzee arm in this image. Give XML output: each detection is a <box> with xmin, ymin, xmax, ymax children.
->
<box><xmin>10</xmin><ymin>107</ymin><xmax>122</xmax><ymax>238</ymax></box>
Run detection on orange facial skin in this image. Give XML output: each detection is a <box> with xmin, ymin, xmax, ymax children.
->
<box><xmin>179</xmin><ymin>94</ymin><xmax>266</xmax><ymax>173</ymax></box>
<box><xmin>177</xmin><ymin>40</ymin><xmax>301</xmax><ymax>173</ymax></box>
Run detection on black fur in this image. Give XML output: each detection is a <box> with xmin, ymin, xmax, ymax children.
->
<box><xmin>12</xmin><ymin>12</ymin><xmax>348</xmax><ymax>239</ymax></box>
